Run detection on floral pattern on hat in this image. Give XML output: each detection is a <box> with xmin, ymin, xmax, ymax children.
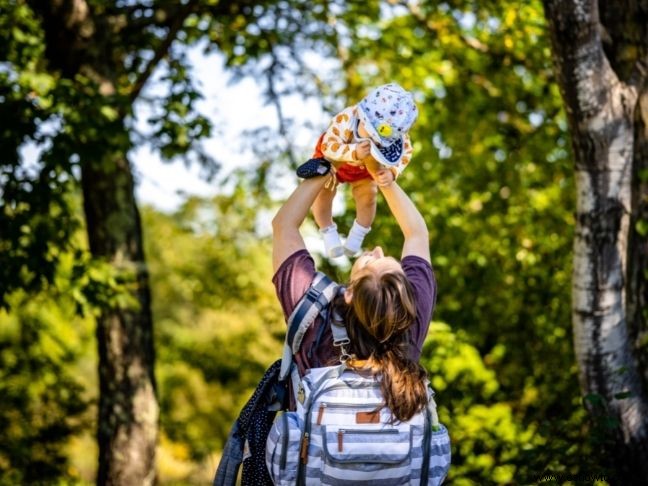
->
<box><xmin>357</xmin><ymin>83</ymin><xmax>418</xmax><ymax>147</ymax></box>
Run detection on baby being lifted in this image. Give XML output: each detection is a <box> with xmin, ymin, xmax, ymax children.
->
<box><xmin>297</xmin><ymin>83</ymin><xmax>418</xmax><ymax>258</ymax></box>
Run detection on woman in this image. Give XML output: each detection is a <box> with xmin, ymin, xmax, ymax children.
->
<box><xmin>271</xmin><ymin>159</ymin><xmax>435</xmax><ymax>422</ymax></box>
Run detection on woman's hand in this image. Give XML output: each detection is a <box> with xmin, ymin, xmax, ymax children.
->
<box><xmin>363</xmin><ymin>158</ymin><xmax>393</xmax><ymax>185</ymax></box>
<box><xmin>375</xmin><ymin>169</ymin><xmax>395</xmax><ymax>187</ymax></box>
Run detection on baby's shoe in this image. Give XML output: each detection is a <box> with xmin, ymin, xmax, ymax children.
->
<box><xmin>344</xmin><ymin>220</ymin><xmax>371</xmax><ymax>257</ymax></box>
<box><xmin>321</xmin><ymin>224</ymin><xmax>344</xmax><ymax>258</ymax></box>
<box><xmin>297</xmin><ymin>158</ymin><xmax>331</xmax><ymax>178</ymax></box>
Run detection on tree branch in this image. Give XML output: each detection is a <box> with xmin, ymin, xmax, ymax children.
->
<box><xmin>128</xmin><ymin>0</ymin><xmax>198</xmax><ymax>104</ymax></box>
<box><xmin>265</xmin><ymin>48</ymin><xmax>298</xmax><ymax>167</ymax></box>
<box><xmin>396</xmin><ymin>0</ymin><xmax>552</xmax><ymax>75</ymax></box>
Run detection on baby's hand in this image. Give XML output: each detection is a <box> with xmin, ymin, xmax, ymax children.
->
<box><xmin>356</xmin><ymin>140</ymin><xmax>371</xmax><ymax>159</ymax></box>
<box><xmin>376</xmin><ymin>169</ymin><xmax>395</xmax><ymax>187</ymax></box>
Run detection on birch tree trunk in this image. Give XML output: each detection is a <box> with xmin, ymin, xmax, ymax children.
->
<box><xmin>543</xmin><ymin>0</ymin><xmax>648</xmax><ymax>481</ymax></box>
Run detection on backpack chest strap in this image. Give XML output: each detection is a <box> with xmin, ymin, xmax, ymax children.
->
<box><xmin>330</xmin><ymin>306</ymin><xmax>351</xmax><ymax>363</ymax></box>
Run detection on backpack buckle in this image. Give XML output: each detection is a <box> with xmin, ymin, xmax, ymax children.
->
<box><xmin>335</xmin><ymin>341</ymin><xmax>352</xmax><ymax>363</ymax></box>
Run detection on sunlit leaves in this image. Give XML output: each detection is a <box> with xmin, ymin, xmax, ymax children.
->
<box><xmin>421</xmin><ymin>322</ymin><xmax>533</xmax><ymax>483</ymax></box>
<box><xmin>0</xmin><ymin>282</ymin><xmax>93</xmax><ymax>484</ymax></box>
<box><xmin>142</xmin><ymin>189</ymin><xmax>284</xmax><ymax>464</ymax></box>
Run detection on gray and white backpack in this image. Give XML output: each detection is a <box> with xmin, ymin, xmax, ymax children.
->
<box><xmin>266</xmin><ymin>273</ymin><xmax>451</xmax><ymax>485</ymax></box>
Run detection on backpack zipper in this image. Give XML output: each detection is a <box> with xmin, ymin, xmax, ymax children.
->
<box><xmin>335</xmin><ymin>428</ymin><xmax>401</xmax><ymax>455</ymax></box>
<box><xmin>316</xmin><ymin>401</ymin><xmax>383</xmax><ymax>425</ymax></box>
<box><xmin>300</xmin><ymin>432</ymin><xmax>310</xmax><ymax>464</ymax></box>
<box><xmin>336</xmin><ymin>428</ymin><xmax>400</xmax><ymax>434</ymax></box>
<box><xmin>316</xmin><ymin>403</ymin><xmax>326</xmax><ymax>425</ymax></box>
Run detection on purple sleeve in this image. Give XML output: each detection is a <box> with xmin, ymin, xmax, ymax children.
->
<box><xmin>272</xmin><ymin>249</ymin><xmax>317</xmax><ymax>321</ymax></box>
<box><xmin>402</xmin><ymin>255</ymin><xmax>437</xmax><ymax>360</ymax></box>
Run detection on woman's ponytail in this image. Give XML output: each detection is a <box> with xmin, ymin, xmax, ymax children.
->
<box><xmin>379</xmin><ymin>344</ymin><xmax>428</xmax><ymax>422</ymax></box>
<box><xmin>340</xmin><ymin>268</ymin><xmax>429</xmax><ymax>422</ymax></box>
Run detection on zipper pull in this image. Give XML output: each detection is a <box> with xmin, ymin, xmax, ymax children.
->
<box><xmin>297</xmin><ymin>383</ymin><xmax>305</xmax><ymax>404</ymax></box>
<box><xmin>317</xmin><ymin>403</ymin><xmax>327</xmax><ymax>425</ymax></box>
<box><xmin>337</xmin><ymin>429</ymin><xmax>344</xmax><ymax>452</ymax></box>
<box><xmin>300</xmin><ymin>432</ymin><xmax>310</xmax><ymax>464</ymax></box>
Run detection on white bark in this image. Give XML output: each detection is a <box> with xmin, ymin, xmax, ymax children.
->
<box><xmin>544</xmin><ymin>0</ymin><xmax>648</xmax><ymax>477</ymax></box>
<box><xmin>571</xmin><ymin>82</ymin><xmax>648</xmax><ymax>443</ymax></box>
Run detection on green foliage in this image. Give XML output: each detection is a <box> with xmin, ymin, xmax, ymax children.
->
<box><xmin>142</xmin><ymin>182</ymin><xmax>284</xmax><ymax>478</ymax></box>
<box><xmin>0</xmin><ymin>286</ymin><xmax>93</xmax><ymax>484</ymax></box>
<box><xmin>0</xmin><ymin>1</ymin><xmax>78</xmax><ymax>304</ymax></box>
<box><xmin>421</xmin><ymin>323</ymin><xmax>608</xmax><ymax>484</ymax></box>
<box><xmin>421</xmin><ymin>323</ymin><xmax>525</xmax><ymax>484</ymax></box>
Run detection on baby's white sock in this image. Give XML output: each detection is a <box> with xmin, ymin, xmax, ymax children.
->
<box><xmin>344</xmin><ymin>220</ymin><xmax>371</xmax><ymax>257</ymax></box>
<box><xmin>321</xmin><ymin>224</ymin><xmax>344</xmax><ymax>258</ymax></box>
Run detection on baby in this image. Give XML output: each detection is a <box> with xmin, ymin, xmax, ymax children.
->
<box><xmin>298</xmin><ymin>83</ymin><xmax>418</xmax><ymax>258</ymax></box>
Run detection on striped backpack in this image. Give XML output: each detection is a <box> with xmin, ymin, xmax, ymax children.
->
<box><xmin>265</xmin><ymin>273</ymin><xmax>451</xmax><ymax>485</ymax></box>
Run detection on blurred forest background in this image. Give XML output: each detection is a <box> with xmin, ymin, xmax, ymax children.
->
<box><xmin>2</xmin><ymin>0</ymin><xmax>647</xmax><ymax>485</ymax></box>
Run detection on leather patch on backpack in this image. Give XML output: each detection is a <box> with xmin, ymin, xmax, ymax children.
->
<box><xmin>356</xmin><ymin>411</ymin><xmax>380</xmax><ymax>424</ymax></box>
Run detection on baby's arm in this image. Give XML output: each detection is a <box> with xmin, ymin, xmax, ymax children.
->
<box><xmin>320</xmin><ymin>107</ymin><xmax>366</xmax><ymax>164</ymax></box>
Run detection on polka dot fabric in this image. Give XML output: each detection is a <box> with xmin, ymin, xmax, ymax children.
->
<box><xmin>214</xmin><ymin>359</ymin><xmax>285</xmax><ymax>486</ymax></box>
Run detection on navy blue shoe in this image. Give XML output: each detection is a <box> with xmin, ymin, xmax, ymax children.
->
<box><xmin>297</xmin><ymin>158</ymin><xmax>331</xmax><ymax>178</ymax></box>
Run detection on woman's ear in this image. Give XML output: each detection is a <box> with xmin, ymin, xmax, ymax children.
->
<box><xmin>344</xmin><ymin>288</ymin><xmax>353</xmax><ymax>304</ymax></box>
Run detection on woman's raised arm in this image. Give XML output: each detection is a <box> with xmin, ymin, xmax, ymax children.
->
<box><xmin>271</xmin><ymin>175</ymin><xmax>331</xmax><ymax>272</ymax></box>
<box><xmin>362</xmin><ymin>156</ymin><xmax>429</xmax><ymax>263</ymax></box>
<box><xmin>379</xmin><ymin>181</ymin><xmax>430</xmax><ymax>262</ymax></box>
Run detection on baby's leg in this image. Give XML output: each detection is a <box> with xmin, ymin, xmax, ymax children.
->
<box><xmin>351</xmin><ymin>178</ymin><xmax>377</xmax><ymax>228</ymax></box>
<box><xmin>345</xmin><ymin>179</ymin><xmax>377</xmax><ymax>256</ymax></box>
<box><xmin>312</xmin><ymin>185</ymin><xmax>344</xmax><ymax>258</ymax></box>
<box><xmin>312</xmin><ymin>185</ymin><xmax>336</xmax><ymax>229</ymax></box>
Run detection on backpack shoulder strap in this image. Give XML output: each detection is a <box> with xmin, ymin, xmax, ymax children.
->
<box><xmin>279</xmin><ymin>272</ymin><xmax>340</xmax><ymax>380</ymax></box>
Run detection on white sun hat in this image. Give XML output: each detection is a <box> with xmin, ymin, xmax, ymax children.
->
<box><xmin>356</xmin><ymin>82</ymin><xmax>418</xmax><ymax>166</ymax></box>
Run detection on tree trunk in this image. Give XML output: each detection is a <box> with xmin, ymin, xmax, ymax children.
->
<box><xmin>81</xmin><ymin>149</ymin><xmax>158</xmax><ymax>486</ymax></box>
<box><xmin>543</xmin><ymin>0</ymin><xmax>648</xmax><ymax>481</ymax></box>
<box><xmin>628</xmin><ymin>87</ymin><xmax>648</xmax><ymax>399</ymax></box>
<box><xmin>626</xmin><ymin>87</ymin><xmax>648</xmax><ymax>480</ymax></box>
<box><xmin>25</xmin><ymin>2</ymin><xmax>166</xmax><ymax>482</ymax></box>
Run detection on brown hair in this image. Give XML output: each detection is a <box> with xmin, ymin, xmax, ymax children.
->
<box><xmin>338</xmin><ymin>269</ymin><xmax>429</xmax><ymax>422</ymax></box>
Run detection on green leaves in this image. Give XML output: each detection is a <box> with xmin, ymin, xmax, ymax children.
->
<box><xmin>142</xmin><ymin>190</ymin><xmax>284</xmax><ymax>465</ymax></box>
<box><xmin>421</xmin><ymin>322</ymin><xmax>530</xmax><ymax>483</ymax></box>
<box><xmin>0</xmin><ymin>280</ymin><xmax>92</xmax><ymax>484</ymax></box>
<box><xmin>636</xmin><ymin>219</ymin><xmax>648</xmax><ymax>237</ymax></box>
